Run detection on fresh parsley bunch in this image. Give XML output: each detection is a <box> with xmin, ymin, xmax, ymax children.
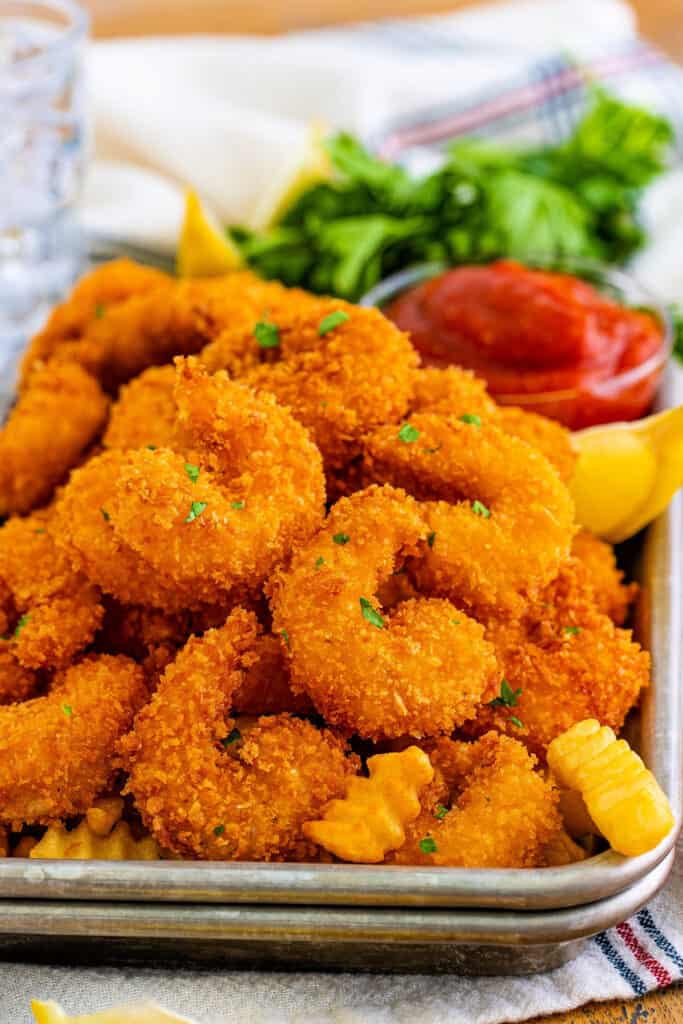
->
<box><xmin>233</xmin><ymin>88</ymin><xmax>673</xmax><ymax>303</ymax></box>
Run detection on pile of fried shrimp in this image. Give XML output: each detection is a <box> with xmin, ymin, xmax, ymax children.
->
<box><xmin>0</xmin><ymin>259</ymin><xmax>651</xmax><ymax>868</ymax></box>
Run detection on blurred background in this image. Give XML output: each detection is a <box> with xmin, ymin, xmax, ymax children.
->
<box><xmin>86</xmin><ymin>0</ymin><xmax>683</xmax><ymax>57</ymax></box>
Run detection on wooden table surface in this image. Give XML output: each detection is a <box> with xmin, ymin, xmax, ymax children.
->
<box><xmin>84</xmin><ymin>0</ymin><xmax>682</xmax><ymax>1020</ymax></box>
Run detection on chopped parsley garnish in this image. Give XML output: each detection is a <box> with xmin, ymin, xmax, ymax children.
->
<box><xmin>489</xmin><ymin>679</ymin><xmax>522</xmax><ymax>710</ymax></box>
<box><xmin>61</xmin><ymin>703</ymin><xmax>73</xmax><ymax>717</ymax></box>
<box><xmin>221</xmin><ymin>728</ymin><xmax>241</xmax><ymax>747</ymax></box>
<box><xmin>564</xmin><ymin>625</ymin><xmax>582</xmax><ymax>636</ymax></box>
<box><xmin>14</xmin><ymin>614</ymin><xmax>30</xmax><ymax>637</ymax></box>
<box><xmin>213</xmin><ymin>824</ymin><xmax>225</xmax><ymax>837</ymax></box>
<box><xmin>254</xmin><ymin>320</ymin><xmax>280</xmax><ymax>349</ymax></box>
<box><xmin>315</xmin><ymin>556</ymin><xmax>325</xmax><ymax>569</ymax></box>
<box><xmin>451</xmin><ymin>619</ymin><xmax>461</xmax><ymax>626</ymax></box>
<box><xmin>434</xmin><ymin>804</ymin><xmax>448</xmax><ymax>821</ymax></box>
<box><xmin>419</xmin><ymin>836</ymin><xmax>437</xmax><ymax>854</ymax></box>
<box><xmin>397</xmin><ymin>422</ymin><xmax>420</xmax><ymax>444</ymax></box>
<box><xmin>146</xmin><ymin>445</ymin><xmax>157</xmax><ymax>451</ymax></box>
<box><xmin>459</xmin><ymin>413</ymin><xmax>481</xmax><ymax>427</ymax></box>
<box><xmin>184</xmin><ymin>462</ymin><xmax>200</xmax><ymax>483</ymax></box>
<box><xmin>101</xmin><ymin>508</ymin><xmax>111</xmax><ymax>522</ymax></box>
<box><xmin>471</xmin><ymin>500</ymin><xmax>491</xmax><ymax>518</ymax></box>
<box><xmin>185</xmin><ymin>501</ymin><xmax>207</xmax><ymax>523</ymax></box>
<box><xmin>318</xmin><ymin>310</ymin><xmax>350</xmax><ymax>336</ymax></box>
<box><xmin>231</xmin><ymin>500</ymin><xmax>245</xmax><ymax>510</ymax></box>
<box><xmin>95</xmin><ymin>303</ymin><xmax>106</xmax><ymax>318</ymax></box>
<box><xmin>34</xmin><ymin>528</ymin><xmax>46</xmax><ymax>535</ymax></box>
<box><xmin>333</xmin><ymin>532</ymin><xmax>350</xmax><ymax>545</ymax></box>
<box><xmin>360</xmin><ymin>597</ymin><xmax>384</xmax><ymax>630</ymax></box>
<box><xmin>280</xmin><ymin>629</ymin><xmax>290</xmax><ymax>648</ymax></box>
<box><xmin>427</xmin><ymin>531</ymin><xmax>436</xmax><ymax>548</ymax></box>
<box><xmin>510</xmin><ymin>716</ymin><xmax>524</xmax><ymax>729</ymax></box>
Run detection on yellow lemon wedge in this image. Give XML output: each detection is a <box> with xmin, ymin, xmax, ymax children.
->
<box><xmin>176</xmin><ymin>189</ymin><xmax>243</xmax><ymax>278</ymax></box>
<box><xmin>248</xmin><ymin>120</ymin><xmax>332</xmax><ymax>231</ymax></box>
<box><xmin>569</xmin><ymin>406</ymin><xmax>683</xmax><ymax>543</ymax></box>
<box><xmin>32</xmin><ymin>1000</ymin><xmax>195</xmax><ymax>1024</ymax></box>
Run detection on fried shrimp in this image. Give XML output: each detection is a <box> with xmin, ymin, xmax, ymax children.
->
<box><xmin>269</xmin><ymin>484</ymin><xmax>498</xmax><ymax>740</ymax></box>
<box><xmin>364</xmin><ymin>414</ymin><xmax>575</xmax><ymax>619</ymax></box>
<box><xmin>103</xmin><ymin>364</ymin><xmax>177</xmax><ymax>451</ymax></box>
<box><xmin>0</xmin><ymin>654</ymin><xmax>147</xmax><ymax>828</ymax></box>
<box><xmin>410</xmin><ymin>367</ymin><xmax>576</xmax><ymax>482</ymax></box>
<box><xmin>471</xmin><ymin>559</ymin><xmax>650</xmax><ymax>758</ymax></box>
<box><xmin>201</xmin><ymin>296</ymin><xmax>419</xmax><ymax>476</ymax></box>
<box><xmin>0</xmin><ymin>511</ymin><xmax>103</xmax><ymax>670</ymax></box>
<box><xmin>390</xmin><ymin>733</ymin><xmax>561</xmax><ymax>867</ymax></box>
<box><xmin>232</xmin><ymin>633</ymin><xmax>314</xmax><ymax>716</ymax></box>
<box><xmin>20</xmin><ymin>259</ymin><xmax>171</xmax><ymax>386</ymax></box>
<box><xmin>33</xmin><ymin>271</ymin><xmax>287</xmax><ymax>393</ymax></box>
<box><xmin>110</xmin><ymin>360</ymin><xmax>325</xmax><ymax>604</ymax></box>
<box><xmin>0</xmin><ymin>363</ymin><xmax>108</xmax><ymax>516</ymax></box>
<box><xmin>0</xmin><ymin>648</ymin><xmax>40</xmax><ymax>705</ymax></box>
<box><xmin>571</xmin><ymin>528</ymin><xmax>637</xmax><ymax>625</ymax></box>
<box><xmin>121</xmin><ymin>609</ymin><xmax>358</xmax><ymax>860</ymax></box>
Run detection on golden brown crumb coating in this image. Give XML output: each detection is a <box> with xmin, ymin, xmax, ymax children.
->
<box><xmin>390</xmin><ymin>733</ymin><xmax>561</xmax><ymax>867</ymax></box>
<box><xmin>121</xmin><ymin>609</ymin><xmax>358</xmax><ymax>860</ymax></box>
<box><xmin>571</xmin><ymin>528</ymin><xmax>638</xmax><ymax>625</ymax></box>
<box><xmin>270</xmin><ymin>484</ymin><xmax>498</xmax><ymax>740</ymax></box>
<box><xmin>0</xmin><ymin>654</ymin><xmax>148</xmax><ymax>828</ymax></box>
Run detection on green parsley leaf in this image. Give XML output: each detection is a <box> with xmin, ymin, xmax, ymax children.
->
<box><xmin>34</xmin><ymin>528</ymin><xmax>46</xmax><ymax>535</ymax></box>
<box><xmin>434</xmin><ymin>804</ymin><xmax>448</xmax><ymax>821</ymax></box>
<box><xmin>318</xmin><ymin>310</ymin><xmax>350</xmax><ymax>336</ymax></box>
<box><xmin>254</xmin><ymin>320</ymin><xmax>280</xmax><ymax>349</ymax></box>
<box><xmin>14</xmin><ymin>614</ymin><xmax>30</xmax><ymax>638</ymax></box>
<box><xmin>315</xmin><ymin>556</ymin><xmax>325</xmax><ymax>569</ymax></box>
<box><xmin>427</xmin><ymin>531</ymin><xmax>436</xmax><ymax>548</ymax></box>
<box><xmin>451</xmin><ymin>619</ymin><xmax>461</xmax><ymax>626</ymax></box>
<box><xmin>62</xmin><ymin>703</ymin><xmax>73</xmax><ymax>717</ymax></box>
<box><xmin>184</xmin><ymin>462</ymin><xmax>200</xmax><ymax>483</ymax></box>
<box><xmin>101</xmin><ymin>508</ymin><xmax>110</xmax><ymax>522</ymax></box>
<box><xmin>510</xmin><ymin>716</ymin><xmax>524</xmax><ymax>729</ymax></box>
<box><xmin>360</xmin><ymin>597</ymin><xmax>385</xmax><ymax>630</ymax></box>
<box><xmin>397</xmin><ymin>422</ymin><xmax>420</xmax><ymax>444</ymax></box>
<box><xmin>459</xmin><ymin>413</ymin><xmax>481</xmax><ymax>427</ymax></box>
<box><xmin>280</xmin><ymin>629</ymin><xmax>290</xmax><ymax>648</ymax></box>
<box><xmin>213</xmin><ymin>824</ymin><xmax>225</xmax><ymax>837</ymax></box>
<box><xmin>231</xmin><ymin>500</ymin><xmax>245</xmax><ymax>510</ymax></box>
<box><xmin>471</xmin><ymin>500</ymin><xmax>491</xmax><ymax>518</ymax></box>
<box><xmin>563</xmin><ymin>626</ymin><xmax>581</xmax><ymax>636</ymax></box>
<box><xmin>146</xmin><ymin>445</ymin><xmax>157</xmax><ymax>451</ymax></box>
<box><xmin>221</xmin><ymin>728</ymin><xmax>241</xmax><ymax>747</ymax></box>
<box><xmin>419</xmin><ymin>836</ymin><xmax>437</xmax><ymax>854</ymax></box>
<box><xmin>95</xmin><ymin>303</ymin><xmax>106</xmax><ymax>319</ymax></box>
<box><xmin>333</xmin><ymin>532</ymin><xmax>350</xmax><ymax>545</ymax></box>
<box><xmin>185</xmin><ymin>501</ymin><xmax>207</xmax><ymax>523</ymax></box>
<box><xmin>489</xmin><ymin>678</ymin><xmax>522</xmax><ymax>710</ymax></box>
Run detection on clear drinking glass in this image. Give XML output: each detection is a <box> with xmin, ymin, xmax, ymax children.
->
<box><xmin>0</xmin><ymin>0</ymin><xmax>88</xmax><ymax>353</ymax></box>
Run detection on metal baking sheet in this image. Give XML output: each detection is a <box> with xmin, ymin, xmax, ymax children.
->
<box><xmin>0</xmin><ymin>485</ymin><xmax>679</xmax><ymax>913</ymax></box>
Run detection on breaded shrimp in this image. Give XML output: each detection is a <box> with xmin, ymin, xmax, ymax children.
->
<box><xmin>0</xmin><ymin>510</ymin><xmax>103</xmax><ymax>670</ymax></box>
<box><xmin>0</xmin><ymin>648</ymin><xmax>40</xmax><ymax>705</ymax></box>
<box><xmin>110</xmin><ymin>359</ymin><xmax>325</xmax><ymax>605</ymax></box>
<box><xmin>103</xmin><ymin>364</ymin><xmax>177</xmax><ymax>451</ymax></box>
<box><xmin>410</xmin><ymin>367</ymin><xmax>576</xmax><ymax>482</ymax></box>
<box><xmin>121</xmin><ymin>609</ymin><xmax>358</xmax><ymax>860</ymax></box>
<box><xmin>232</xmin><ymin>633</ymin><xmax>314</xmax><ymax>716</ymax></box>
<box><xmin>470</xmin><ymin>559</ymin><xmax>650</xmax><ymax>758</ymax></box>
<box><xmin>20</xmin><ymin>259</ymin><xmax>171</xmax><ymax>386</ymax></box>
<box><xmin>390</xmin><ymin>733</ymin><xmax>561</xmax><ymax>867</ymax></box>
<box><xmin>364</xmin><ymin>414</ymin><xmax>575</xmax><ymax>619</ymax></box>
<box><xmin>0</xmin><ymin>363</ymin><xmax>108</xmax><ymax>516</ymax></box>
<box><xmin>571</xmin><ymin>528</ymin><xmax>637</xmax><ymax>625</ymax></box>
<box><xmin>202</xmin><ymin>296</ymin><xmax>419</xmax><ymax>476</ymax></box>
<box><xmin>269</xmin><ymin>485</ymin><xmax>498</xmax><ymax>740</ymax></box>
<box><xmin>35</xmin><ymin>271</ymin><xmax>287</xmax><ymax>393</ymax></box>
<box><xmin>0</xmin><ymin>654</ymin><xmax>147</xmax><ymax>828</ymax></box>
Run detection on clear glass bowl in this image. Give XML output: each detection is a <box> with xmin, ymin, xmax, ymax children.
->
<box><xmin>360</xmin><ymin>259</ymin><xmax>672</xmax><ymax>430</ymax></box>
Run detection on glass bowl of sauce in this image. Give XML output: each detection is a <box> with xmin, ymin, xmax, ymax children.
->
<box><xmin>360</xmin><ymin>259</ymin><xmax>672</xmax><ymax>430</ymax></box>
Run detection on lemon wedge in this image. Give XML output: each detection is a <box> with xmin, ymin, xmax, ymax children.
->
<box><xmin>248</xmin><ymin>120</ymin><xmax>332</xmax><ymax>231</ymax></box>
<box><xmin>31</xmin><ymin>1000</ymin><xmax>195</xmax><ymax>1023</ymax></box>
<box><xmin>569</xmin><ymin>406</ymin><xmax>683</xmax><ymax>542</ymax></box>
<box><xmin>176</xmin><ymin>189</ymin><xmax>243</xmax><ymax>278</ymax></box>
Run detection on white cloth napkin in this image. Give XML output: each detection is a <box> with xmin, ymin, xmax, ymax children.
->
<box><xmin>5</xmin><ymin>2</ymin><xmax>683</xmax><ymax>1022</ymax></box>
